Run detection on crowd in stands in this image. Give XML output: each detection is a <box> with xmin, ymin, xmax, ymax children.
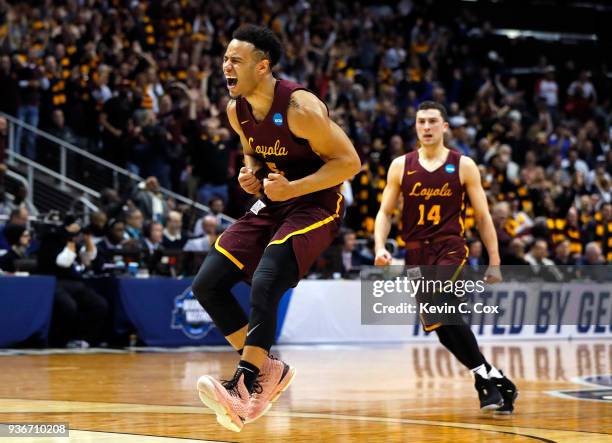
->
<box><xmin>0</xmin><ymin>173</ymin><xmax>225</xmax><ymax>348</ymax></box>
<box><xmin>0</xmin><ymin>0</ymin><xmax>610</xmax><ymax>283</ymax></box>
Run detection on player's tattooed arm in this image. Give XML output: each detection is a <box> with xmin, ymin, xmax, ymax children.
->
<box><xmin>288</xmin><ymin>96</ymin><xmax>300</xmax><ymax>110</ymax></box>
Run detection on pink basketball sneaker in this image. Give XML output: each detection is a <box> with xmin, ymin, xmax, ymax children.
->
<box><xmin>197</xmin><ymin>372</ymin><xmax>251</xmax><ymax>432</ymax></box>
<box><xmin>246</xmin><ymin>355</ymin><xmax>296</xmax><ymax>423</ymax></box>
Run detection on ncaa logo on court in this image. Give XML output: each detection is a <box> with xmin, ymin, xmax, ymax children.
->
<box><xmin>445</xmin><ymin>164</ymin><xmax>456</xmax><ymax>174</ymax></box>
<box><xmin>171</xmin><ymin>287</ymin><xmax>215</xmax><ymax>339</ymax></box>
<box><xmin>273</xmin><ymin>113</ymin><xmax>283</xmax><ymax>126</ymax></box>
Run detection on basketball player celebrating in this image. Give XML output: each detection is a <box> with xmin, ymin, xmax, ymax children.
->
<box><xmin>193</xmin><ymin>25</ymin><xmax>360</xmax><ymax>432</ymax></box>
<box><xmin>374</xmin><ymin>102</ymin><xmax>518</xmax><ymax>413</ymax></box>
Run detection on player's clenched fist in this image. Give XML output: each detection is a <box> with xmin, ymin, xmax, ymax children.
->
<box><xmin>238</xmin><ymin>167</ymin><xmax>261</xmax><ymax>194</ymax></box>
<box><xmin>374</xmin><ymin>248</ymin><xmax>392</xmax><ymax>266</ymax></box>
<box><xmin>263</xmin><ymin>173</ymin><xmax>295</xmax><ymax>201</ymax></box>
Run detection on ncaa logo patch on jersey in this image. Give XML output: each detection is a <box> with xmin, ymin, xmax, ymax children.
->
<box><xmin>445</xmin><ymin>164</ymin><xmax>456</xmax><ymax>174</ymax></box>
<box><xmin>273</xmin><ymin>113</ymin><xmax>283</xmax><ymax>126</ymax></box>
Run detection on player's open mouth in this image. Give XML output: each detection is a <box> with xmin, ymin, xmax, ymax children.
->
<box><xmin>226</xmin><ymin>77</ymin><xmax>238</xmax><ymax>89</ymax></box>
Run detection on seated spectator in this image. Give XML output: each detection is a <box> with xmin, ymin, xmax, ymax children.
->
<box><xmin>501</xmin><ymin>237</ymin><xmax>537</xmax><ymax>281</ymax></box>
<box><xmin>0</xmin><ymin>207</ymin><xmax>29</xmax><ymax>250</ymax></box>
<box><xmin>142</xmin><ymin>221</ymin><xmax>164</xmax><ymax>256</ymax></box>
<box><xmin>467</xmin><ymin>239</ymin><xmax>486</xmax><ymax>268</ymax></box>
<box><xmin>141</xmin><ymin>221</ymin><xmax>164</xmax><ymax>274</ymax></box>
<box><xmin>0</xmin><ymin>224</ymin><xmax>31</xmax><ymax>272</ymax></box>
<box><xmin>502</xmin><ymin>238</ymin><xmax>530</xmax><ymax>266</ymax></box>
<box><xmin>124</xmin><ymin>208</ymin><xmax>144</xmax><ymax>240</ymax></box>
<box><xmin>524</xmin><ymin>239</ymin><xmax>564</xmax><ymax>281</ymax></box>
<box><xmin>162</xmin><ymin>210</ymin><xmax>187</xmax><ymax>250</ymax></box>
<box><xmin>37</xmin><ymin>215</ymin><xmax>108</xmax><ymax>348</ymax></box>
<box><xmin>552</xmin><ymin>239</ymin><xmax>578</xmax><ymax>279</ymax></box>
<box><xmin>184</xmin><ymin>215</ymin><xmax>218</xmax><ymax>252</ymax></box>
<box><xmin>321</xmin><ymin>229</ymin><xmax>374</xmax><ymax>278</ymax></box>
<box><xmin>93</xmin><ymin>219</ymin><xmax>140</xmax><ymax>273</ymax></box>
<box><xmin>193</xmin><ymin>196</ymin><xmax>231</xmax><ymax>236</ymax></box>
<box><xmin>579</xmin><ymin>242</ymin><xmax>607</xmax><ymax>281</ymax></box>
<box><xmin>208</xmin><ymin>196</ymin><xmax>230</xmax><ymax>227</ymax></box>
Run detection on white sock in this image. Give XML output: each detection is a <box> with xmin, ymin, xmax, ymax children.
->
<box><xmin>488</xmin><ymin>365</ymin><xmax>503</xmax><ymax>379</ymax></box>
<box><xmin>471</xmin><ymin>364</ymin><xmax>488</xmax><ymax>378</ymax></box>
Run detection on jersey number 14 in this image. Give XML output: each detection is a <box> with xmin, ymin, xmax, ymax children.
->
<box><xmin>417</xmin><ymin>204</ymin><xmax>441</xmax><ymax>225</ymax></box>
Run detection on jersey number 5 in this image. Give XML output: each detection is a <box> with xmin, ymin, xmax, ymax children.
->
<box><xmin>417</xmin><ymin>204</ymin><xmax>441</xmax><ymax>225</ymax></box>
<box><xmin>266</xmin><ymin>162</ymin><xmax>282</xmax><ymax>174</ymax></box>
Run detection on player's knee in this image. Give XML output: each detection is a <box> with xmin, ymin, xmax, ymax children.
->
<box><xmin>192</xmin><ymin>268</ymin><xmax>221</xmax><ymax>307</ymax></box>
<box><xmin>250</xmin><ymin>270</ymin><xmax>276</xmax><ymax>310</ymax></box>
<box><xmin>192</xmin><ymin>251</ymin><xmax>234</xmax><ymax>305</ymax></box>
<box><xmin>251</xmin><ymin>268</ymin><xmax>293</xmax><ymax>311</ymax></box>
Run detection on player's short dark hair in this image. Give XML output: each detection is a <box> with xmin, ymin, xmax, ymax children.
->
<box><xmin>232</xmin><ymin>24</ymin><xmax>282</xmax><ymax>67</ymax></box>
<box><xmin>417</xmin><ymin>101</ymin><xmax>448</xmax><ymax>122</ymax></box>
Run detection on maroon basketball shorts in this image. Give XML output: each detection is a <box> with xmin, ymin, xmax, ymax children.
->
<box><xmin>214</xmin><ymin>191</ymin><xmax>344</xmax><ymax>281</ymax></box>
<box><xmin>404</xmin><ymin>236</ymin><xmax>469</xmax><ymax>331</ymax></box>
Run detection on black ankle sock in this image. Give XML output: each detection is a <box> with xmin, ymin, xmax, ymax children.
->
<box><xmin>484</xmin><ymin>361</ymin><xmax>492</xmax><ymax>372</ymax></box>
<box><xmin>237</xmin><ymin>360</ymin><xmax>260</xmax><ymax>393</ymax></box>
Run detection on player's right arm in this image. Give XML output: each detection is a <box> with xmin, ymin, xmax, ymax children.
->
<box><xmin>374</xmin><ymin>156</ymin><xmax>404</xmax><ymax>266</ymax></box>
<box><xmin>461</xmin><ymin>156</ymin><xmax>502</xmax><ymax>283</ymax></box>
<box><xmin>227</xmin><ymin>100</ymin><xmax>264</xmax><ymax>194</ymax></box>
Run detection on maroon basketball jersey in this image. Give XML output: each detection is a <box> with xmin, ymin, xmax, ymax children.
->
<box><xmin>400</xmin><ymin>149</ymin><xmax>466</xmax><ymax>242</ymax></box>
<box><xmin>236</xmin><ymin>79</ymin><xmax>329</xmax><ymax>187</ymax></box>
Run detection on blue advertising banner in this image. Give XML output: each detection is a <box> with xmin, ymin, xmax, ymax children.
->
<box><xmin>117</xmin><ymin>277</ymin><xmax>293</xmax><ymax>346</ymax></box>
<box><xmin>0</xmin><ymin>276</ymin><xmax>55</xmax><ymax>347</ymax></box>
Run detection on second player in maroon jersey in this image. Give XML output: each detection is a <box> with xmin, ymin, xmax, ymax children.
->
<box><xmin>374</xmin><ymin>101</ymin><xmax>517</xmax><ymax>414</ymax></box>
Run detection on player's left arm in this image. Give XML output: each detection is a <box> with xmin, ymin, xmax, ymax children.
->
<box><xmin>460</xmin><ymin>156</ymin><xmax>502</xmax><ymax>282</ymax></box>
<box><xmin>263</xmin><ymin>90</ymin><xmax>360</xmax><ymax>201</ymax></box>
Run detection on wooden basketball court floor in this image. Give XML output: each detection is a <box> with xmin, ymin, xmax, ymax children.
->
<box><xmin>0</xmin><ymin>339</ymin><xmax>610</xmax><ymax>442</ymax></box>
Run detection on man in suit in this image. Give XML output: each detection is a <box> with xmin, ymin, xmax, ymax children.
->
<box><xmin>132</xmin><ymin>177</ymin><xmax>169</xmax><ymax>223</ymax></box>
<box><xmin>320</xmin><ymin>229</ymin><xmax>374</xmax><ymax>278</ymax></box>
